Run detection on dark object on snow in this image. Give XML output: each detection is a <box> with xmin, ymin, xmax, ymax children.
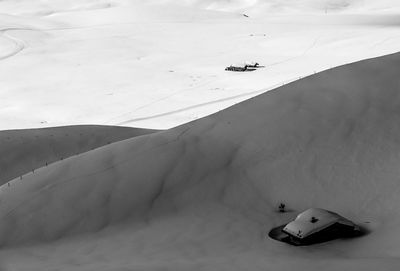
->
<box><xmin>278</xmin><ymin>203</ymin><xmax>286</xmax><ymax>213</ymax></box>
<box><xmin>269</xmin><ymin>208</ymin><xmax>363</xmax><ymax>246</ymax></box>
<box><xmin>244</xmin><ymin>61</ymin><xmax>259</xmax><ymax>68</ymax></box>
<box><xmin>225</xmin><ymin>61</ymin><xmax>263</xmax><ymax>72</ymax></box>
<box><xmin>243</xmin><ymin>14</ymin><xmax>249</xmax><ymax>17</ymax></box>
<box><xmin>225</xmin><ymin>64</ymin><xmax>248</xmax><ymax>72</ymax></box>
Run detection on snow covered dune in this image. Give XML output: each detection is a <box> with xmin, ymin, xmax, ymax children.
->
<box><xmin>0</xmin><ymin>50</ymin><xmax>399</xmax><ymax>265</ymax></box>
<box><xmin>0</xmin><ymin>125</ymin><xmax>158</xmax><ymax>186</ymax></box>
<box><xmin>1</xmin><ymin>1</ymin><xmax>399</xmax><ymax>130</ymax></box>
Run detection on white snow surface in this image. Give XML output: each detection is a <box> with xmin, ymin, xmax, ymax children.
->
<box><xmin>1</xmin><ymin>1</ymin><xmax>400</xmax><ymax>270</ymax></box>
<box><xmin>0</xmin><ymin>51</ymin><xmax>400</xmax><ymax>270</ymax></box>
<box><xmin>0</xmin><ymin>0</ymin><xmax>399</xmax><ymax>129</ymax></box>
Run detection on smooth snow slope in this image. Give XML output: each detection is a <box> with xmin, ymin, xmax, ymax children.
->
<box><xmin>0</xmin><ymin>125</ymin><xmax>158</xmax><ymax>186</ymax></box>
<box><xmin>180</xmin><ymin>0</ymin><xmax>400</xmax><ymax>15</ymax></box>
<box><xmin>0</xmin><ymin>0</ymin><xmax>399</xmax><ymax>129</ymax></box>
<box><xmin>165</xmin><ymin>0</ymin><xmax>400</xmax><ymax>14</ymax></box>
<box><xmin>0</xmin><ymin>52</ymin><xmax>400</xmax><ymax>270</ymax></box>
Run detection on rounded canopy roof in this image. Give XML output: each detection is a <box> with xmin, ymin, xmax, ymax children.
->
<box><xmin>282</xmin><ymin>208</ymin><xmax>355</xmax><ymax>239</ymax></box>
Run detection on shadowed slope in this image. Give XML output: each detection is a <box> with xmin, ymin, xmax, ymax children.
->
<box><xmin>0</xmin><ymin>125</ymin><xmax>158</xmax><ymax>186</ymax></box>
<box><xmin>0</xmin><ymin>51</ymin><xmax>399</xmax><ymax>268</ymax></box>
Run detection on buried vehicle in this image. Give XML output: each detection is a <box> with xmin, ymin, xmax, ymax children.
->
<box><xmin>225</xmin><ymin>61</ymin><xmax>262</xmax><ymax>71</ymax></box>
<box><xmin>225</xmin><ymin>64</ymin><xmax>249</xmax><ymax>72</ymax></box>
<box><xmin>269</xmin><ymin>208</ymin><xmax>363</xmax><ymax>246</ymax></box>
<box><xmin>244</xmin><ymin>61</ymin><xmax>259</xmax><ymax>67</ymax></box>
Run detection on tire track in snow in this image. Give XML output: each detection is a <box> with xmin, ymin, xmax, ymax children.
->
<box><xmin>371</xmin><ymin>34</ymin><xmax>400</xmax><ymax>49</ymax></box>
<box><xmin>114</xmin><ymin>37</ymin><xmax>322</xmax><ymax>126</ymax></box>
<box><xmin>103</xmin><ymin>78</ymin><xmax>218</xmax><ymax>125</ymax></box>
<box><xmin>268</xmin><ymin>35</ymin><xmax>321</xmax><ymax>67</ymax></box>
<box><xmin>0</xmin><ymin>27</ymin><xmax>32</xmax><ymax>61</ymax></box>
<box><xmin>117</xmin><ymin>76</ymin><xmax>304</xmax><ymax>125</ymax></box>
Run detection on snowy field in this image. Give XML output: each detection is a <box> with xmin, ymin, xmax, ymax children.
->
<box><xmin>1</xmin><ymin>0</ymin><xmax>399</xmax><ymax>129</ymax></box>
<box><xmin>1</xmin><ymin>50</ymin><xmax>400</xmax><ymax>271</ymax></box>
<box><xmin>0</xmin><ymin>1</ymin><xmax>400</xmax><ymax>271</ymax></box>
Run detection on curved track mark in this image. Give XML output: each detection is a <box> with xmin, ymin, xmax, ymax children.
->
<box><xmin>117</xmin><ymin>76</ymin><xmax>303</xmax><ymax>125</ymax></box>
<box><xmin>0</xmin><ymin>27</ymin><xmax>32</xmax><ymax>61</ymax></box>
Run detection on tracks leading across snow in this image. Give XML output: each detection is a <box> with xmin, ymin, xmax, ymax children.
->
<box><xmin>0</xmin><ymin>27</ymin><xmax>33</xmax><ymax>61</ymax></box>
<box><xmin>116</xmin><ymin>75</ymin><xmax>306</xmax><ymax>125</ymax></box>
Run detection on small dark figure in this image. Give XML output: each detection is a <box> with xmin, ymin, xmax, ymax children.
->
<box><xmin>310</xmin><ymin>216</ymin><xmax>319</xmax><ymax>223</ymax></box>
<box><xmin>278</xmin><ymin>203</ymin><xmax>286</xmax><ymax>213</ymax></box>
